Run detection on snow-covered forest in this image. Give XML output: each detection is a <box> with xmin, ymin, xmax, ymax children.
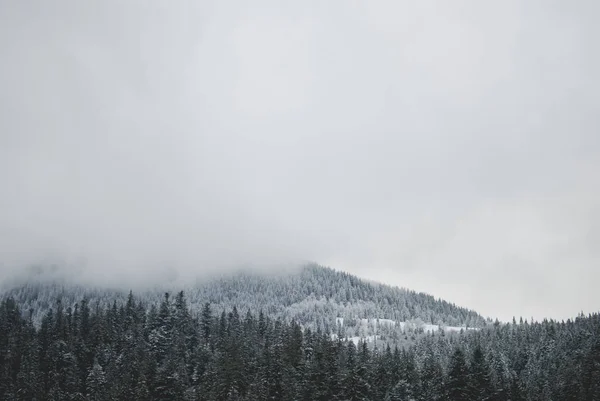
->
<box><xmin>2</xmin><ymin>265</ymin><xmax>487</xmax><ymax>343</ymax></box>
<box><xmin>1</xmin><ymin>265</ymin><xmax>599</xmax><ymax>400</ymax></box>
<box><xmin>1</xmin><ymin>289</ymin><xmax>599</xmax><ymax>400</ymax></box>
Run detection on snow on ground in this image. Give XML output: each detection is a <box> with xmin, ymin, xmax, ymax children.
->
<box><xmin>422</xmin><ymin>324</ymin><xmax>478</xmax><ymax>333</ymax></box>
<box><xmin>359</xmin><ymin>318</ymin><xmax>395</xmax><ymax>327</ymax></box>
<box><xmin>340</xmin><ymin>317</ymin><xmax>476</xmax><ymax>333</ymax></box>
<box><xmin>407</xmin><ymin>322</ymin><xmax>477</xmax><ymax>333</ymax></box>
<box><xmin>331</xmin><ymin>333</ymin><xmax>379</xmax><ymax>345</ymax></box>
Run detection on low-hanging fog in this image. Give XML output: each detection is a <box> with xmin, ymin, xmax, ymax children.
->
<box><xmin>1</xmin><ymin>0</ymin><xmax>599</xmax><ymax>322</ymax></box>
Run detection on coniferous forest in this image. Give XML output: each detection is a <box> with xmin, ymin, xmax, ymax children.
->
<box><xmin>1</xmin><ymin>287</ymin><xmax>599</xmax><ymax>401</ymax></box>
<box><xmin>4</xmin><ymin>265</ymin><xmax>487</xmax><ymax>331</ymax></box>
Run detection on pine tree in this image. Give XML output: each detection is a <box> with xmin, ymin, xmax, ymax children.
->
<box><xmin>86</xmin><ymin>359</ymin><xmax>107</xmax><ymax>401</ymax></box>
<box><xmin>470</xmin><ymin>345</ymin><xmax>492</xmax><ymax>400</ymax></box>
<box><xmin>446</xmin><ymin>347</ymin><xmax>471</xmax><ymax>401</ymax></box>
<box><xmin>420</xmin><ymin>353</ymin><xmax>443</xmax><ymax>401</ymax></box>
<box><xmin>342</xmin><ymin>341</ymin><xmax>371</xmax><ymax>401</ymax></box>
<box><xmin>16</xmin><ymin>339</ymin><xmax>42</xmax><ymax>400</ymax></box>
<box><xmin>201</xmin><ymin>302</ymin><xmax>213</xmax><ymax>348</ymax></box>
<box><xmin>386</xmin><ymin>378</ymin><xmax>416</xmax><ymax>401</ymax></box>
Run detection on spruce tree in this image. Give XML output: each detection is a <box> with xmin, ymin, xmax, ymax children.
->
<box><xmin>86</xmin><ymin>359</ymin><xmax>107</xmax><ymax>401</ymax></box>
<box><xmin>470</xmin><ymin>345</ymin><xmax>492</xmax><ymax>400</ymax></box>
<box><xmin>446</xmin><ymin>347</ymin><xmax>471</xmax><ymax>401</ymax></box>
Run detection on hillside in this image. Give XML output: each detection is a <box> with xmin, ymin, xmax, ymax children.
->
<box><xmin>1</xmin><ymin>264</ymin><xmax>487</xmax><ymax>340</ymax></box>
<box><xmin>0</xmin><ymin>285</ymin><xmax>598</xmax><ymax>400</ymax></box>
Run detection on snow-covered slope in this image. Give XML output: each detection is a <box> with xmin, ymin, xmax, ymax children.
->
<box><xmin>2</xmin><ymin>264</ymin><xmax>488</xmax><ymax>345</ymax></box>
<box><xmin>331</xmin><ymin>317</ymin><xmax>478</xmax><ymax>347</ymax></box>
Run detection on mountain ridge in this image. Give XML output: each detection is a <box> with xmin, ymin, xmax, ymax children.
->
<box><xmin>2</xmin><ymin>264</ymin><xmax>488</xmax><ymax>333</ymax></box>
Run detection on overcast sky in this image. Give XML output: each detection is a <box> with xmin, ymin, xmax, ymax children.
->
<box><xmin>1</xmin><ymin>0</ymin><xmax>599</xmax><ymax>321</ymax></box>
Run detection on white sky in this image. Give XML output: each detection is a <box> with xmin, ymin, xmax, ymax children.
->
<box><xmin>1</xmin><ymin>0</ymin><xmax>599</xmax><ymax>321</ymax></box>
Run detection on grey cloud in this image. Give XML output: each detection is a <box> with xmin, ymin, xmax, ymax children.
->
<box><xmin>1</xmin><ymin>0</ymin><xmax>598</xmax><ymax>321</ymax></box>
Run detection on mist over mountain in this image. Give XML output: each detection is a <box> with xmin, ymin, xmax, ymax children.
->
<box><xmin>2</xmin><ymin>0</ymin><xmax>600</xmax><ymax>399</ymax></box>
<box><xmin>1</xmin><ymin>264</ymin><xmax>488</xmax><ymax>336</ymax></box>
<box><xmin>2</xmin><ymin>0</ymin><xmax>600</xmax><ymax>323</ymax></box>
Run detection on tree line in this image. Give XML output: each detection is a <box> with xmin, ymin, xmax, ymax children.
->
<box><xmin>0</xmin><ymin>291</ymin><xmax>599</xmax><ymax>400</ymax></box>
<box><xmin>4</xmin><ymin>264</ymin><xmax>487</xmax><ymax>330</ymax></box>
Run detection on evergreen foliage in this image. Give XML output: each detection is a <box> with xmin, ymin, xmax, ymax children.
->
<box><xmin>0</xmin><ymin>291</ymin><xmax>598</xmax><ymax>400</ymax></box>
<box><xmin>2</xmin><ymin>265</ymin><xmax>487</xmax><ymax>333</ymax></box>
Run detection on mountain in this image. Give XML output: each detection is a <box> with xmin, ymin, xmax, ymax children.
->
<box><xmin>1</xmin><ymin>264</ymin><xmax>488</xmax><ymax>343</ymax></box>
<box><xmin>0</xmin><ymin>270</ymin><xmax>599</xmax><ymax>400</ymax></box>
